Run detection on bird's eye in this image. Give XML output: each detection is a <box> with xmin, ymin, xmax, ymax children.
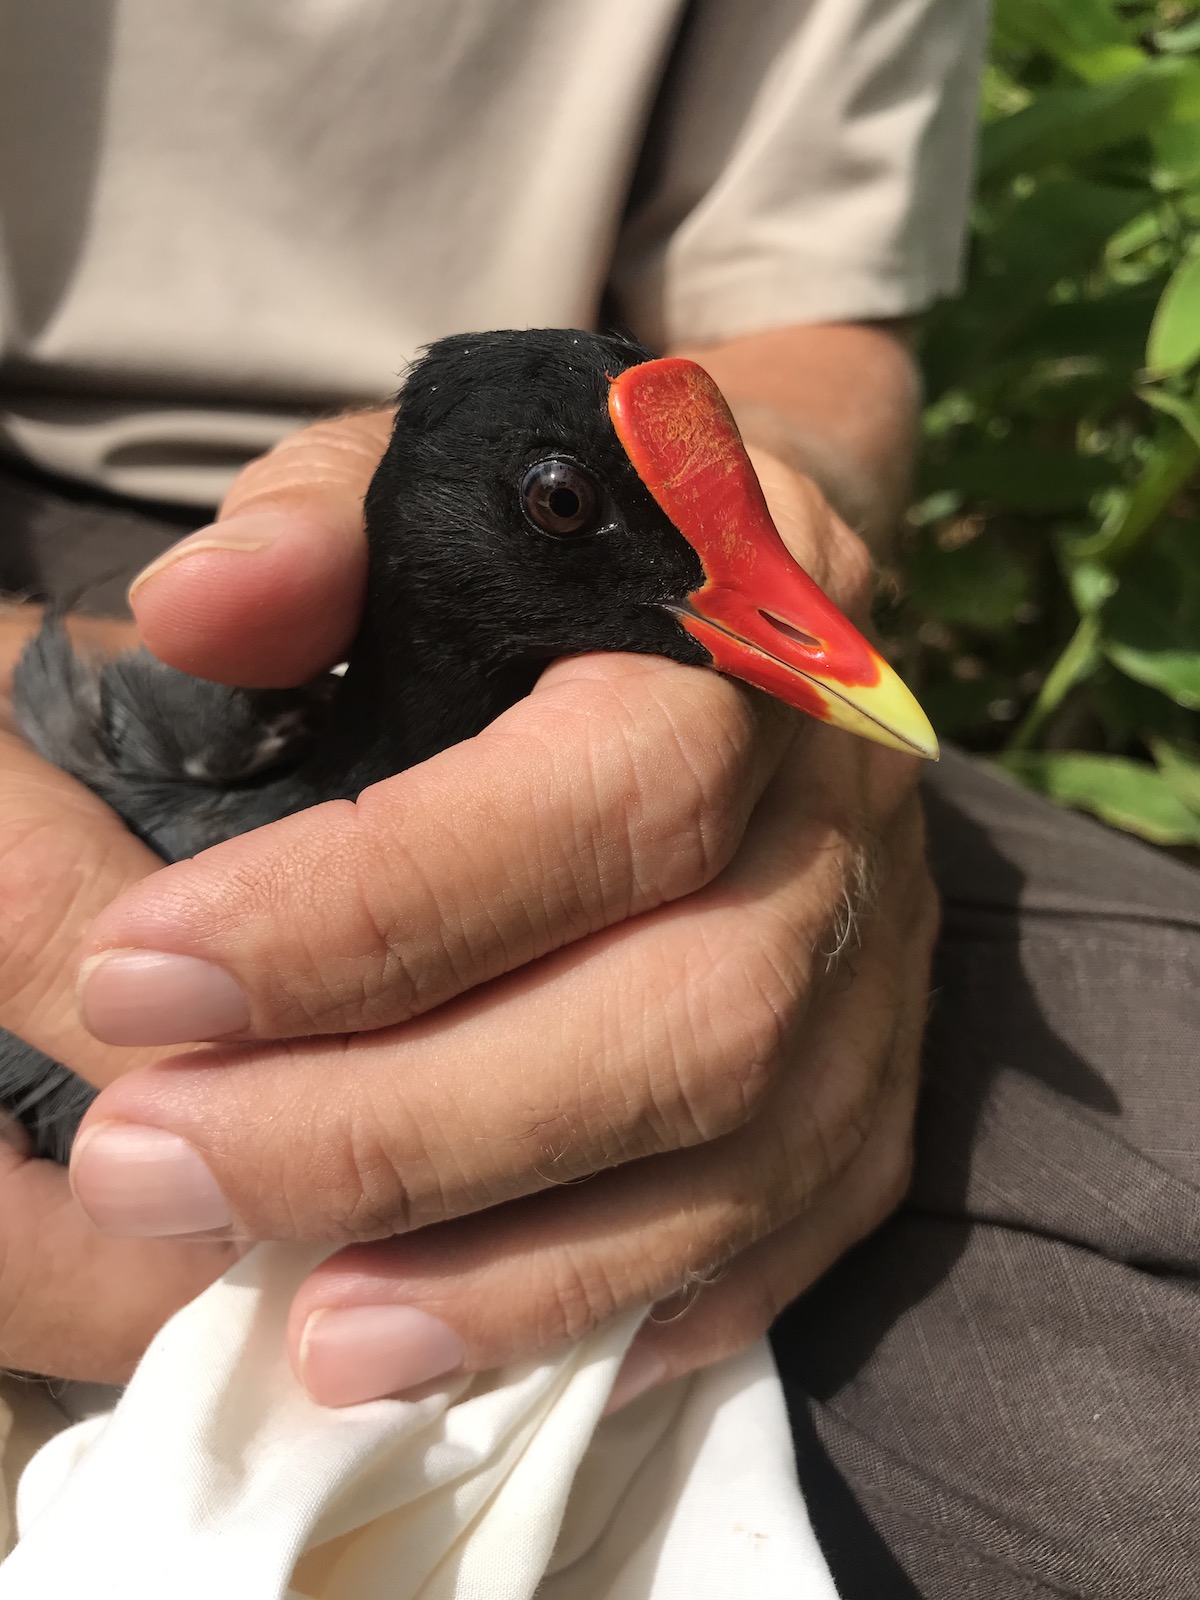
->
<box><xmin>520</xmin><ymin>459</ymin><xmax>601</xmax><ymax>536</ymax></box>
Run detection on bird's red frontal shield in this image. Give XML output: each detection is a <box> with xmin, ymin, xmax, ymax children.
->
<box><xmin>608</xmin><ymin>357</ymin><xmax>937</xmax><ymax>759</ymax></box>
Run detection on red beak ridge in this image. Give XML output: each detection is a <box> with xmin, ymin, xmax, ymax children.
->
<box><xmin>608</xmin><ymin>357</ymin><xmax>938</xmax><ymax>760</ymax></box>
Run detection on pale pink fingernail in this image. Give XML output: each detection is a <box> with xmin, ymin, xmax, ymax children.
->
<box><xmin>127</xmin><ymin>511</ymin><xmax>295</xmax><ymax>602</ymax></box>
<box><xmin>78</xmin><ymin>950</ymin><xmax>251</xmax><ymax>1045</ymax></box>
<box><xmin>603</xmin><ymin>1346</ymin><xmax>668</xmax><ymax>1416</ymax></box>
<box><xmin>71</xmin><ymin>1122</ymin><xmax>233</xmax><ymax>1237</ymax></box>
<box><xmin>299</xmin><ymin>1306</ymin><xmax>467</xmax><ymax>1407</ymax></box>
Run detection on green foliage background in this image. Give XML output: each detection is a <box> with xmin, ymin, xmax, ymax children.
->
<box><xmin>887</xmin><ymin>0</ymin><xmax>1200</xmax><ymax>848</ymax></box>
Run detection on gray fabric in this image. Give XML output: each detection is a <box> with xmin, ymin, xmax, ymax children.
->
<box><xmin>776</xmin><ymin>751</ymin><xmax>1200</xmax><ymax>1599</ymax></box>
<box><xmin>0</xmin><ymin>462</ymin><xmax>192</xmax><ymax>615</ymax></box>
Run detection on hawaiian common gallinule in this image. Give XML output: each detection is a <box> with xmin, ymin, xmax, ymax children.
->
<box><xmin>3</xmin><ymin>328</ymin><xmax>936</xmax><ymax>1162</ymax></box>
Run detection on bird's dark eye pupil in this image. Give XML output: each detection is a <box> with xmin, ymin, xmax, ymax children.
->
<box><xmin>520</xmin><ymin>459</ymin><xmax>600</xmax><ymax>536</ymax></box>
<box><xmin>548</xmin><ymin>486</ymin><xmax>580</xmax><ymax>519</ymax></box>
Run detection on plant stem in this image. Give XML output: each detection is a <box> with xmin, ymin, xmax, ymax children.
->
<box><xmin>1009</xmin><ymin>415</ymin><xmax>1200</xmax><ymax>753</ymax></box>
<box><xmin>1006</xmin><ymin>613</ymin><xmax>1102</xmax><ymax>751</ymax></box>
<box><xmin>1071</xmin><ymin>423</ymin><xmax>1200</xmax><ymax>571</ymax></box>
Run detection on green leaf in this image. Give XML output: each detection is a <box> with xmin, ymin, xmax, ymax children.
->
<box><xmin>1139</xmin><ymin>385</ymin><xmax>1200</xmax><ymax>451</ymax></box>
<box><xmin>995</xmin><ymin>751</ymin><xmax>1200</xmax><ymax>844</ymax></box>
<box><xmin>1147</xmin><ymin>254</ymin><xmax>1200</xmax><ymax>376</ymax></box>
<box><xmin>1151</xmin><ymin>737</ymin><xmax>1200</xmax><ymax>814</ymax></box>
<box><xmin>1079</xmin><ymin>47</ymin><xmax>1156</xmax><ymax>86</ymax></box>
<box><xmin>1107</xmin><ymin>640</ymin><xmax>1200</xmax><ymax>708</ymax></box>
<box><xmin>1104</xmin><ymin>532</ymin><xmax>1200</xmax><ymax>709</ymax></box>
<box><xmin>1002</xmin><ymin>283</ymin><xmax>1161</xmax><ymax>368</ymax></box>
<box><xmin>992</xmin><ymin>0</ymin><xmax>1139</xmax><ymax>80</ymax></box>
<box><xmin>922</xmin><ymin>181</ymin><xmax>1149</xmax><ymax>391</ymax></box>
<box><xmin>1153</xmin><ymin>18</ymin><xmax>1200</xmax><ymax>56</ymax></box>
<box><xmin>1152</xmin><ymin>116</ymin><xmax>1200</xmax><ymax>189</ymax></box>
<box><xmin>906</xmin><ymin>6</ymin><xmax>1200</xmax><ymax>844</ymax></box>
<box><xmin>1003</xmin><ymin>360</ymin><xmax>1133</xmax><ymax>424</ymax></box>
<box><xmin>920</xmin><ymin>443</ymin><xmax>1115</xmax><ymax>512</ymax></box>
<box><xmin>908</xmin><ymin>532</ymin><xmax>1032</xmax><ymax>632</ymax></box>
<box><xmin>981</xmin><ymin>62</ymin><xmax>1034</xmax><ymax>123</ymax></box>
<box><xmin>1064</xmin><ymin>557</ymin><xmax>1118</xmax><ymax>615</ymax></box>
<box><xmin>986</xmin><ymin>182</ymin><xmax>1149</xmax><ymax>312</ymax></box>
<box><xmin>1093</xmin><ymin>664</ymin><xmax>1199</xmax><ymax>746</ymax></box>
<box><xmin>994</xmin><ymin>0</ymin><xmax>1128</xmax><ymax>52</ymax></box>
<box><xmin>1172</xmin><ymin>60</ymin><xmax>1200</xmax><ymax>120</ymax></box>
<box><xmin>980</xmin><ymin>71</ymin><xmax>1178</xmax><ymax>188</ymax></box>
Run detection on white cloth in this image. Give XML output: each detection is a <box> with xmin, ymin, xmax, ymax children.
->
<box><xmin>0</xmin><ymin>1244</ymin><xmax>837</xmax><ymax>1599</ymax></box>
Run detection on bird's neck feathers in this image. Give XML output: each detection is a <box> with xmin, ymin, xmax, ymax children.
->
<box><xmin>310</xmin><ymin>586</ymin><xmax>540</xmax><ymax>796</ymax></box>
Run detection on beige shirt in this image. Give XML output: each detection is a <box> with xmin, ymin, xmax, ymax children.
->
<box><xmin>0</xmin><ymin>0</ymin><xmax>987</xmax><ymax>506</ymax></box>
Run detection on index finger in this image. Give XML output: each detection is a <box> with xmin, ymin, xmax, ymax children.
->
<box><xmin>77</xmin><ymin>654</ymin><xmax>795</xmax><ymax>1047</ymax></box>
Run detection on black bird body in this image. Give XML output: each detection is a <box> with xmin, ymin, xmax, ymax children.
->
<box><xmin>2</xmin><ymin>328</ymin><xmax>935</xmax><ymax>1163</ymax></box>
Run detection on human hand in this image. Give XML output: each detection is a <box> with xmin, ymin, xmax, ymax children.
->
<box><xmin>0</xmin><ymin>617</ymin><xmax>238</xmax><ymax>1381</ymax></box>
<box><xmin>57</xmin><ymin>411</ymin><xmax>937</xmax><ymax>1407</ymax></box>
<box><xmin>0</xmin><ymin>413</ymin><xmax>401</xmax><ymax>1385</ymax></box>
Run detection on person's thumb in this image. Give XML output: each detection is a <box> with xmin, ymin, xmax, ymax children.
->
<box><xmin>129</xmin><ymin>408</ymin><xmax>394</xmax><ymax>687</ymax></box>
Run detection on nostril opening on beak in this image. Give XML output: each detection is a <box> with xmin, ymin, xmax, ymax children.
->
<box><xmin>758</xmin><ymin>610</ymin><xmax>822</xmax><ymax>652</ymax></box>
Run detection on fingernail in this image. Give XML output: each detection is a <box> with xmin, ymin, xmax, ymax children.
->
<box><xmin>299</xmin><ymin>1305</ymin><xmax>467</xmax><ymax>1407</ymax></box>
<box><xmin>127</xmin><ymin>511</ymin><xmax>294</xmax><ymax>603</ymax></box>
<box><xmin>603</xmin><ymin>1346</ymin><xmax>668</xmax><ymax>1416</ymax></box>
<box><xmin>71</xmin><ymin>1122</ymin><xmax>233</xmax><ymax>1237</ymax></box>
<box><xmin>78</xmin><ymin>950</ymin><xmax>251</xmax><ymax>1045</ymax></box>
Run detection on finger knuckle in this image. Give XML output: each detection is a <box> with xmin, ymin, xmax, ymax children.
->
<box><xmin>287</xmin><ymin>1085</ymin><xmax>418</xmax><ymax>1243</ymax></box>
<box><xmin>659</xmin><ymin>733</ymin><xmax>756</xmax><ymax>894</ymax></box>
<box><xmin>509</xmin><ymin>669</ymin><xmax>762</xmax><ymax>929</ymax></box>
<box><xmin>195</xmin><ymin>802</ymin><xmax>431</xmax><ymax>1032</ymax></box>
<box><xmin>536</xmin><ymin>1247</ymin><xmax>624</xmax><ymax>1346</ymax></box>
<box><xmin>679</xmin><ymin>1211</ymin><xmax>765</xmax><ymax>1293</ymax></box>
<box><xmin>734</xmin><ymin>946</ymin><xmax>804</xmax><ymax>1082</ymax></box>
<box><xmin>221</xmin><ymin>415</ymin><xmax>389</xmax><ymax>515</ymax></box>
<box><xmin>348</xmin><ymin>791</ymin><xmax>519</xmax><ymax>1022</ymax></box>
<box><xmin>619</xmin><ymin>681</ymin><xmax>760</xmax><ymax>904</ymax></box>
<box><xmin>671</xmin><ymin>930</ymin><xmax>802</xmax><ymax>1141</ymax></box>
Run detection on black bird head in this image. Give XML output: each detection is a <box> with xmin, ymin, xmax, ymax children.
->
<box><xmin>352</xmin><ymin>328</ymin><xmax>936</xmax><ymax>771</ymax></box>
<box><xmin>364</xmin><ymin>330</ymin><xmax>705</xmax><ymax>677</ymax></box>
